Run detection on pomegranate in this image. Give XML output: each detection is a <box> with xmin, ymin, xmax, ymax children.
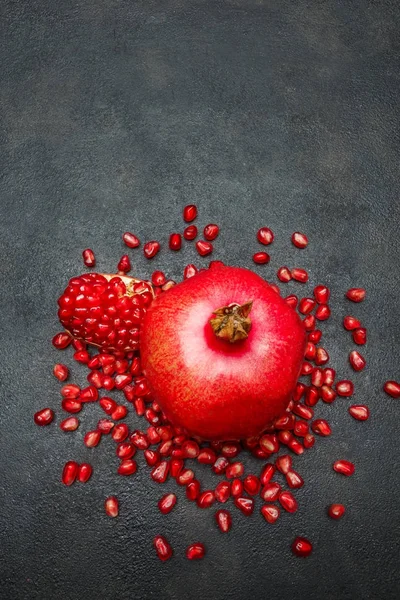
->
<box><xmin>57</xmin><ymin>273</ymin><xmax>154</xmax><ymax>352</ymax></box>
<box><xmin>141</xmin><ymin>265</ymin><xmax>306</xmax><ymax>440</ymax></box>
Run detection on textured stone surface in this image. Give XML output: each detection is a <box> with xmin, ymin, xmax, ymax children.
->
<box><xmin>0</xmin><ymin>1</ymin><xmax>399</xmax><ymax>599</ymax></box>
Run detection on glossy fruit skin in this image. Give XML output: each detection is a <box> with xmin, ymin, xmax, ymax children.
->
<box><xmin>141</xmin><ymin>266</ymin><xmax>306</xmax><ymax>440</ymax></box>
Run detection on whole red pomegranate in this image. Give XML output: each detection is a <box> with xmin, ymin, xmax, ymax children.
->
<box><xmin>141</xmin><ymin>265</ymin><xmax>306</xmax><ymax>440</ymax></box>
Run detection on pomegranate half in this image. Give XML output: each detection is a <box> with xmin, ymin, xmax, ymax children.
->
<box><xmin>141</xmin><ymin>265</ymin><xmax>306</xmax><ymax>440</ymax></box>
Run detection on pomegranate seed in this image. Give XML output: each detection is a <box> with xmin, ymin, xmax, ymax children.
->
<box><xmin>104</xmin><ymin>496</ymin><xmax>119</xmax><ymax>517</ymax></box>
<box><xmin>293</xmin><ymin>382</ymin><xmax>306</xmax><ymax>402</ymax></box>
<box><xmin>73</xmin><ymin>350</ymin><xmax>90</xmax><ymax>364</ymax></box>
<box><xmin>275</xmin><ymin>455</ymin><xmax>292</xmax><ymax>475</ymax></box>
<box><xmin>61</xmin><ymin>399</ymin><xmax>82</xmax><ymax>413</ymax></box>
<box><xmin>144</xmin><ymin>449</ymin><xmax>161</xmax><ymax>467</ymax></box>
<box><xmin>182</xmin><ymin>440</ymin><xmax>200</xmax><ymax>458</ymax></box>
<box><xmin>348</xmin><ymin>405</ymin><xmax>370</xmax><ymax>421</ymax></box>
<box><xmin>311</xmin><ymin>419</ymin><xmax>332</xmax><ymax>436</ymax></box>
<box><xmin>183</xmin><ymin>225</ymin><xmax>198</xmax><ymax>240</ymax></box>
<box><xmin>336</xmin><ymin>380</ymin><xmax>354</xmax><ymax>397</ymax></box>
<box><xmin>61</xmin><ymin>384</ymin><xmax>81</xmax><ymax>399</ymax></box>
<box><xmin>117</xmin><ymin>254</ymin><xmax>131</xmax><ymax>272</ymax></box>
<box><xmin>231</xmin><ymin>479</ymin><xmax>244</xmax><ymax>497</ymax></box>
<box><xmin>186</xmin><ymin>543</ymin><xmax>205</xmax><ymax>560</ymax></box>
<box><xmin>305</xmin><ymin>386</ymin><xmax>319</xmax><ymax>407</ymax></box>
<box><xmin>291</xmin><ymin>268</ymin><xmax>308</xmax><ymax>283</ymax></box>
<box><xmin>243</xmin><ymin>475</ymin><xmax>261</xmax><ymax>496</ymax></box>
<box><xmin>225</xmin><ymin>462</ymin><xmax>244</xmax><ymax>479</ymax></box>
<box><xmin>84</xmin><ymin>430</ymin><xmax>101</xmax><ymax>448</ymax></box>
<box><xmin>122</xmin><ymin>232</ymin><xmax>140</xmax><ymax>248</ymax></box>
<box><xmin>77</xmin><ymin>463</ymin><xmax>93</xmax><ymax>483</ymax></box>
<box><xmin>169</xmin><ymin>458</ymin><xmax>183</xmax><ymax>478</ymax></box>
<box><xmin>333</xmin><ymin>460</ymin><xmax>355</xmax><ymax>476</ymax></box>
<box><xmin>274</xmin><ymin>413</ymin><xmax>295</xmax><ymax>430</ymax></box>
<box><xmin>304</xmin><ymin>342</ymin><xmax>316</xmax><ymax>361</ymax></box>
<box><xmin>323</xmin><ymin>368</ymin><xmax>336</xmax><ymax>386</ymax></box>
<box><xmin>292</xmin><ymin>537</ymin><xmax>312</xmax><ymax>557</ymax></box>
<box><xmin>53</xmin><ymin>363</ymin><xmax>69</xmax><ymax>381</ymax></box>
<box><xmin>158</xmin><ymin>493</ymin><xmax>177</xmax><ymax>514</ymax></box>
<box><xmin>110</xmin><ymin>423</ymin><xmax>128</xmax><ymax>442</ymax></box>
<box><xmin>34</xmin><ymin>408</ymin><xmax>54</xmax><ymax>426</ymax></box>
<box><xmin>320</xmin><ymin>385</ymin><xmax>337</xmax><ymax>403</ymax></box>
<box><xmin>303</xmin><ymin>314</ymin><xmax>316</xmax><ymax>331</ymax></box>
<box><xmin>151</xmin><ymin>271</ymin><xmax>166</xmax><ymax>287</ymax></box>
<box><xmin>343</xmin><ymin>315</ymin><xmax>361</xmax><ymax>330</ymax></box>
<box><xmin>257</xmin><ymin>227</ymin><xmax>274</xmax><ymax>245</ymax></box>
<box><xmin>291</xmin><ymin>232</ymin><xmax>308</xmax><ymax>249</ymax></box>
<box><xmin>204</xmin><ymin>224</ymin><xmax>219</xmax><ymax>241</ymax></box>
<box><xmin>315</xmin><ymin>347</ymin><xmax>329</xmax><ymax>366</ymax></box>
<box><xmin>169</xmin><ymin>233</ymin><xmax>182</xmax><ymax>251</ymax></box>
<box><xmin>303</xmin><ymin>433</ymin><xmax>315</xmax><ymax>449</ymax></box>
<box><xmin>383</xmin><ymin>381</ymin><xmax>400</xmax><ymax>398</ymax></box>
<box><xmin>277</xmin><ymin>266</ymin><xmax>292</xmax><ymax>282</ymax></box>
<box><xmin>328</xmin><ymin>503</ymin><xmax>346</xmax><ymax>519</ymax></box>
<box><xmin>82</xmin><ymin>248</ymin><xmax>96</xmax><ymax>267</ymax></box>
<box><xmin>288</xmin><ymin>437</ymin><xmax>304</xmax><ymax>455</ymax></box>
<box><xmin>352</xmin><ymin>327</ymin><xmax>367</xmax><ymax>345</ymax></box>
<box><xmin>313</xmin><ymin>284</ymin><xmax>330</xmax><ymax>304</ymax></box>
<box><xmin>116</xmin><ymin>442</ymin><xmax>136</xmax><ymax>459</ymax></box>
<box><xmin>234</xmin><ymin>496</ymin><xmax>254</xmax><ymax>516</ymax></box>
<box><xmin>315</xmin><ymin>304</ymin><xmax>331</xmax><ymax>321</ymax></box>
<box><xmin>183</xmin><ymin>263</ymin><xmax>198</xmax><ymax>279</ymax></box>
<box><xmin>346</xmin><ymin>287</ymin><xmax>366</xmax><ymax>302</ymax></box>
<box><xmin>118</xmin><ymin>459</ymin><xmax>137</xmax><ymax>476</ymax></box>
<box><xmin>349</xmin><ymin>350</ymin><xmax>366</xmax><ymax>371</ymax></box>
<box><xmin>196</xmin><ymin>240</ymin><xmax>213</xmax><ymax>256</ymax></box>
<box><xmin>260</xmin><ymin>464</ymin><xmax>276</xmax><ymax>486</ymax></box>
<box><xmin>261</xmin><ymin>504</ymin><xmax>280</xmax><ymax>524</ymax></box>
<box><xmin>143</xmin><ymin>241</ymin><xmax>160</xmax><ymax>259</ymax></box>
<box><xmin>151</xmin><ymin>461</ymin><xmax>170</xmax><ymax>483</ymax></box>
<box><xmin>52</xmin><ymin>332</ymin><xmax>71</xmax><ymax>349</ymax></box>
<box><xmin>97</xmin><ymin>418</ymin><xmax>114</xmax><ymax>434</ymax></box>
<box><xmin>286</xmin><ymin>470</ymin><xmax>304</xmax><ymax>489</ymax></box>
<box><xmin>259</xmin><ymin>434</ymin><xmax>279</xmax><ymax>454</ymax></box>
<box><xmin>183</xmin><ymin>204</ymin><xmax>198</xmax><ymax>222</ymax></box>
<box><xmin>62</xmin><ymin>461</ymin><xmax>79</xmax><ymax>486</ymax></box>
<box><xmin>87</xmin><ymin>371</ymin><xmax>103</xmax><ymax>389</ymax></box>
<box><xmin>308</xmin><ymin>329</ymin><xmax>322</xmax><ymax>344</ymax></box>
<box><xmin>215</xmin><ymin>509</ymin><xmax>232</xmax><ymax>532</ymax></box>
<box><xmin>220</xmin><ymin>442</ymin><xmax>241</xmax><ymax>458</ymax></box>
<box><xmin>260</xmin><ymin>482</ymin><xmax>281</xmax><ymax>502</ymax></box>
<box><xmin>215</xmin><ymin>481</ymin><xmax>231</xmax><ymax>503</ymax></box>
<box><xmin>60</xmin><ymin>416</ymin><xmax>79</xmax><ymax>431</ymax></box>
<box><xmin>311</xmin><ymin>368</ymin><xmax>324</xmax><ymax>387</ymax></box>
<box><xmin>198</xmin><ymin>449</ymin><xmax>217</xmax><ymax>464</ymax></box>
<box><xmin>186</xmin><ymin>480</ymin><xmax>201</xmax><ymax>501</ymax></box>
<box><xmin>292</xmin><ymin>403</ymin><xmax>314</xmax><ymax>420</ymax></box>
<box><xmin>299</xmin><ymin>298</ymin><xmax>316</xmax><ymax>315</ymax></box>
<box><xmin>279</xmin><ymin>491</ymin><xmax>298</xmax><ymax>513</ymax></box>
<box><xmin>285</xmin><ymin>294</ymin><xmax>298</xmax><ymax>309</ymax></box>
<box><xmin>253</xmin><ymin>252</ymin><xmax>270</xmax><ymax>265</ymax></box>
<box><xmin>130</xmin><ymin>430</ymin><xmax>149</xmax><ymax>449</ymax></box>
<box><xmin>293</xmin><ymin>420</ymin><xmax>309</xmax><ymax>437</ymax></box>
<box><xmin>197</xmin><ymin>490</ymin><xmax>215</xmax><ymax>509</ymax></box>
<box><xmin>111</xmin><ymin>405</ymin><xmax>128</xmax><ymax>420</ymax></box>
<box><xmin>154</xmin><ymin>535</ymin><xmax>173</xmax><ymax>562</ymax></box>
<box><xmin>80</xmin><ymin>386</ymin><xmax>99</xmax><ymax>402</ymax></box>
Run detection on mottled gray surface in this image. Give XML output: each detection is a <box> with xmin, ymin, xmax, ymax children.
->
<box><xmin>1</xmin><ymin>1</ymin><xmax>400</xmax><ymax>599</ymax></box>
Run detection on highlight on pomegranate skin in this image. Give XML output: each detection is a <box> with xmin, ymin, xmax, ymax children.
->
<box><xmin>34</xmin><ymin>202</ymin><xmax>398</xmax><ymax>562</ymax></box>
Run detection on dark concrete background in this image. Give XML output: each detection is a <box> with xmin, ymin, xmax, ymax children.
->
<box><xmin>1</xmin><ymin>1</ymin><xmax>399</xmax><ymax>599</ymax></box>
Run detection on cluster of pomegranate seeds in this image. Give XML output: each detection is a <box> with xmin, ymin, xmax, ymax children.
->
<box><xmin>34</xmin><ymin>202</ymin><xmax>400</xmax><ymax>562</ymax></box>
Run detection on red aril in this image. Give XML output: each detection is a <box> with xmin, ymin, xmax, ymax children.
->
<box><xmin>204</xmin><ymin>224</ymin><xmax>219</xmax><ymax>241</ymax></box>
<box><xmin>215</xmin><ymin>481</ymin><xmax>231</xmax><ymax>503</ymax></box>
<box><xmin>34</xmin><ymin>408</ymin><xmax>54</xmax><ymax>426</ymax></box>
<box><xmin>151</xmin><ymin>271</ymin><xmax>166</xmax><ymax>287</ymax></box>
<box><xmin>117</xmin><ymin>254</ymin><xmax>131</xmax><ymax>273</ymax></box>
<box><xmin>61</xmin><ymin>399</ymin><xmax>82</xmax><ymax>413</ymax></box>
<box><xmin>257</xmin><ymin>227</ymin><xmax>274</xmax><ymax>245</ymax></box>
<box><xmin>346</xmin><ymin>288</ymin><xmax>366</xmax><ymax>302</ymax></box>
<box><xmin>261</xmin><ymin>504</ymin><xmax>280</xmax><ymax>524</ymax></box>
<box><xmin>343</xmin><ymin>316</ymin><xmax>361</xmax><ymax>330</ymax></box>
<box><xmin>143</xmin><ymin>241</ymin><xmax>160</xmax><ymax>259</ymax></box>
<box><xmin>53</xmin><ymin>363</ymin><xmax>69</xmax><ymax>381</ymax></box>
<box><xmin>104</xmin><ymin>496</ymin><xmax>119</xmax><ymax>517</ymax></box>
<box><xmin>311</xmin><ymin>419</ymin><xmax>332</xmax><ymax>436</ymax></box>
<box><xmin>61</xmin><ymin>384</ymin><xmax>80</xmax><ymax>399</ymax></box>
<box><xmin>253</xmin><ymin>252</ymin><xmax>270</xmax><ymax>264</ymax></box>
<box><xmin>122</xmin><ymin>232</ymin><xmax>140</xmax><ymax>248</ymax></box>
<box><xmin>234</xmin><ymin>496</ymin><xmax>255</xmax><ymax>516</ymax></box>
<box><xmin>196</xmin><ymin>240</ymin><xmax>213</xmax><ymax>257</ymax></box>
<box><xmin>186</xmin><ymin>480</ymin><xmax>201</xmax><ymax>501</ymax></box>
<box><xmin>285</xmin><ymin>294</ymin><xmax>298</xmax><ymax>309</ymax></box>
<box><xmin>328</xmin><ymin>504</ymin><xmax>346</xmax><ymax>519</ymax></box>
<box><xmin>333</xmin><ymin>460</ymin><xmax>355</xmax><ymax>476</ymax></box>
<box><xmin>383</xmin><ymin>381</ymin><xmax>400</xmax><ymax>398</ymax></box>
<box><xmin>279</xmin><ymin>491</ymin><xmax>298</xmax><ymax>513</ymax></box>
<box><xmin>275</xmin><ymin>455</ymin><xmax>292</xmax><ymax>475</ymax></box>
<box><xmin>84</xmin><ymin>430</ymin><xmax>101</xmax><ymax>448</ymax></box>
<box><xmin>348</xmin><ymin>405</ymin><xmax>370</xmax><ymax>421</ymax></box>
<box><xmin>260</xmin><ymin>482</ymin><xmax>281</xmax><ymax>502</ymax></box>
<box><xmin>183</xmin><ymin>204</ymin><xmax>197</xmax><ymax>222</ymax></box>
<box><xmin>313</xmin><ymin>285</ymin><xmax>330</xmax><ymax>304</ymax></box>
<box><xmin>158</xmin><ymin>493</ymin><xmax>177</xmax><ymax>514</ymax></box>
<box><xmin>62</xmin><ymin>461</ymin><xmax>79</xmax><ymax>486</ymax></box>
<box><xmin>141</xmin><ymin>266</ymin><xmax>306</xmax><ymax>440</ymax></box>
<box><xmin>52</xmin><ymin>332</ymin><xmax>72</xmax><ymax>349</ymax></box>
<box><xmin>260</xmin><ymin>464</ymin><xmax>276</xmax><ymax>486</ymax></box>
<box><xmin>117</xmin><ymin>459</ymin><xmax>137</xmax><ymax>476</ymax></box>
<box><xmin>215</xmin><ymin>509</ymin><xmax>232</xmax><ymax>532</ymax></box>
<box><xmin>169</xmin><ymin>233</ymin><xmax>182</xmax><ymax>251</ymax></box>
<box><xmin>336</xmin><ymin>380</ymin><xmax>354</xmax><ymax>397</ymax></box>
<box><xmin>292</xmin><ymin>537</ymin><xmax>312</xmax><ymax>557</ymax></box>
<box><xmin>186</xmin><ymin>543</ymin><xmax>206</xmax><ymax>560</ymax></box>
<box><xmin>349</xmin><ymin>350</ymin><xmax>366</xmax><ymax>371</ymax></box>
<box><xmin>291</xmin><ymin>232</ymin><xmax>308</xmax><ymax>249</ymax></box>
<box><xmin>197</xmin><ymin>490</ymin><xmax>215</xmax><ymax>508</ymax></box>
<box><xmin>315</xmin><ymin>304</ymin><xmax>331</xmax><ymax>321</ymax></box>
<box><xmin>60</xmin><ymin>417</ymin><xmax>79</xmax><ymax>431</ymax></box>
<box><xmin>286</xmin><ymin>470</ymin><xmax>304</xmax><ymax>489</ymax></box>
<box><xmin>291</xmin><ymin>268</ymin><xmax>308</xmax><ymax>283</ymax></box>
<box><xmin>97</xmin><ymin>418</ymin><xmax>114</xmax><ymax>434</ymax></box>
<box><xmin>277</xmin><ymin>267</ymin><xmax>292</xmax><ymax>282</ymax></box>
<box><xmin>298</xmin><ymin>298</ymin><xmax>316</xmax><ymax>315</ymax></box>
<box><xmin>154</xmin><ymin>536</ymin><xmax>173</xmax><ymax>561</ymax></box>
<box><xmin>77</xmin><ymin>463</ymin><xmax>93</xmax><ymax>483</ymax></box>
<box><xmin>230</xmin><ymin>479</ymin><xmax>244</xmax><ymax>497</ymax></box>
<box><xmin>243</xmin><ymin>475</ymin><xmax>261</xmax><ymax>495</ymax></box>
<box><xmin>82</xmin><ymin>248</ymin><xmax>96</xmax><ymax>267</ymax></box>
<box><xmin>184</xmin><ymin>225</ymin><xmax>198</xmax><ymax>240</ymax></box>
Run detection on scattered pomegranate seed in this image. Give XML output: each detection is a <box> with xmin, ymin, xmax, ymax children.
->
<box><xmin>243</xmin><ymin>475</ymin><xmax>261</xmax><ymax>495</ymax></box>
<box><xmin>62</xmin><ymin>461</ymin><xmax>79</xmax><ymax>486</ymax></box>
<box><xmin>196</xmin><ymin>240</ymin><xmax>213</xmax><ymax>256</ymax></box>
<box><xmin>292</xmin><ymin>537</ymin><xmax>313</xmax><ymax>557</ymax></box>
<box><xmin>111</xmin><ymin>405</ymin><xmax>128</xmax><ymax>420</ymax></box>
<box><xmin>315</xmin><ymin>304</ymin><xmax>331</xmax><ymax>321</ymax></box>
<box><xmin>117</xmin><ymin>254</ymin><xmax>131</xmax><ymax>272</ymax></box>
<box><xmin>169</xmin><ymin>233</ymin><xmax>182</xmax><ymax>251</ymax></box>
<box><xmin>52</xmin><ymin>332</ymin><xmax>72</xmax><ymax>349</ymax></box>
<box><xmin>183</xmin><ymin>204</ymin><xmax>198</xmax><ymax>222</ymax></box>
<box><xmin>303</xmin><ymin>433</ymin><xmax>315</xmax><ymax>449</ymax></box>
<box><xmin>231</xmin><ymin>479</ymin><xmax>244</xmax><ymax>497</ymax></box>
<box><xmin>53</xmin><ymin>363</ymin><xmax>69</xmax><ymax>381</ymax></box>
<box><xmin>348</xmin><ymin>405</ymin><xmax>370</xmax><ymax>421</ymax></box>
<box><xmin>333</xmin><ymin>460</ymin><xmax>355</xmax><ymax>476</ymax></box>
<box><xmin>285</xmin><ymin>294</ymin><xmax>299</xmax><ymax>309</ymax></box>
<box><xmin>349</xmin><ymin>350</ymin><xmax>366</xmax><ymax>371</ymax></box>
<box><xmin>186</xmin><ymin>543</ymin><xmax>205</xmax><ymax>560</ymax></box>
<box><xmin>77</xmin><ymin>463</ymin><xmax>93</xmax><ymax>483</ymax></box>
<box><xmin>253</xmin><ymin>252</ymin><xmax>270</xmax><ymax>265</ymax></box>
<box><xmin>84</xmin><ymin>430</ymin><xmax>101</xmax><ymax>448</ymax></box>
<box><xmin>34</xmin><ymin>408</ymin><xmax>54</xmax><ymax>426</ymax></box>
<box><xmin>97</xmin><ymin>418</ymin><xmax>114</xmax><ymax>434</ymax></box>
<box><xmin>257</xmin><ymin>227</ymin><xmax>274</xmax><ymax>245</ymax></box>
<box><xmin>104</xmin><ymin>496</ymin><xmax>119</xmax><ymax>517</ymax></box>
<box><xmin>59</xmin><ymin>416</ymin><xmax>79</xmax><ymax>431</ymax></box>
<box><xmin>352</xmin><ymin>327</ymin><xmax>367</xmax><ymax>345</ymax></box>
<box><xmin>291</xmin><ymin>268</ymin><xmax>308</xmax><ymax>283</ymax></box>
<box><xmin>286</xmin><ymin>470</ymin><xmax>304</xmax><ymax>489</ymax></box>
<box><xmin>151</xmin><ymin>461</ymin><xmax>170</xmax><ymax>484</ymax></box>
<box><xmin>225</xmin><ymin>462</ymin><xmax>244</xmax><ymax>479</ymax></box>
<box><xmin>215</xmin><ymin>481</ymin><xmax>231</xmax><ymax>503</ymax></box>
<box><xmin>336</xmin><ymin>380</ymin><xmax>354</xmax><ymax>397</ymax></box>
<box><xmin>158</xmin><ymin>493</ymin><xmax>177</xmax><ymax>514</ymax></box>
<box><xmin>292</xmin><ymin>404</ymin><xmax>313</xmax><ymax>420</ymax></box>
<box><xmin>260</xmin><ymin>464</ymin><xmax>276</xmax><ymax>486</ymax></box>
<box><xmin>275</xmin><ymin>455</ymin><xmax>292</xmax><ymax>475</ymax></box>
<box><xmin>186</xmin><ymin>480</ymin><xmax>201</xmax><ymax>501</ymax></box>
<box><xmin>122</xmin><ymin>232</ymin><xmax>140</xmax><ymax>248</ymax></box>
<box><xmin>204</xmin><ymin>224</ymin><xmax>219</xmax><ymax>241</ymax></box>
<box><xmin>291</xmin><ymin>232</ymin><xmax>308</xmax><ymax>249</ymax></box>
<box><xmin>328</xmin><ymin>503</ymin><xmax>346</xmax><ymax>519</ymax></box>
<box><xmin>277</xmin><ymin>266</ymin><xmax>292</xmax><ymax>282</ymax></box>
<box><xmin>118</xmin><ymin>459</ymin><xmax>137</xmax><ymax>476</ymax></box>
<box><xmin>343</xmin><ymin>315</ymin><xmax>361</xmax><ymax>330</ymax></box>
<box><xmin>346</xmin><ymin>288</ymin><xmax>366</xmax><ymax>302</ymax></box>
<box><xmin>197</xmin><ymin>490</ymin><xmax>215</xmax><ymax>509</ymax></box>
<box><xmin>260</xmin><ymin>482</ymin><xmax>281</xmax><ymax>502</ymax></box>
<box><xmin>383</xmin><ymin>380</ymin><xmax>400</xmax><ymax>398</ymax></box>
<box><xmin>261</xmin><ymin>504</ymin><xmax>280</xmax><ymax>524</ymax></box>
<box><xmin>234</xmin><ymin>496</ymin><xmax>255</xmax><ymax>516</ymax></box>
<box><xmin>279</xmin><ymin>491</ymin><xmax>298</xmax><ymax>513</ymax></box>
<box><xmin>82</xmin><ymin>248</ymin><xmax>96</xmax><ymax>267</ymax></box>
<box><xmin>311</xmin><ymin>419</ymin><xmax>332</xmax><ymax>437</ymax></box>
<box><xmin>313</xmin><ymin>285</ymin><xmax>330</xmax><ymax>304</ymax></box>
<box><xmin>215</xmin><ymin>509</ymin><xmax>232</xmax><ymax>532</ymax></box>
<box><xmin>61</xmin><ymin>399</ymin><xmax>82</xmax><ymax>413</ymax></box>
<box><xmin>143</xmin><ymin>241</ymin><xmax>160</xmax><ymax>259</ymax></box>
<box><xmin>299</xmin><ymin>297</ymin><xmax>316</xmax><ymax>315</ymax></box>
<box><xmin>183</xmin><ymin>225</ymin><xmax>198</xmax><ymax>240</ymax></box>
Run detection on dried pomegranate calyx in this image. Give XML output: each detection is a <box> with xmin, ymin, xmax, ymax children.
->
<box><xmin>210</xmin><ymin>301</ymin><xmax>253</xmax><ymax>343</ymax></box>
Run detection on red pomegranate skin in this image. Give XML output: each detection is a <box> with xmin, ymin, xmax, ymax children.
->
<box><xmin>141</xmin><ymin>265</ymin><xmax>306</xmax><ymax>441</ymax></box>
